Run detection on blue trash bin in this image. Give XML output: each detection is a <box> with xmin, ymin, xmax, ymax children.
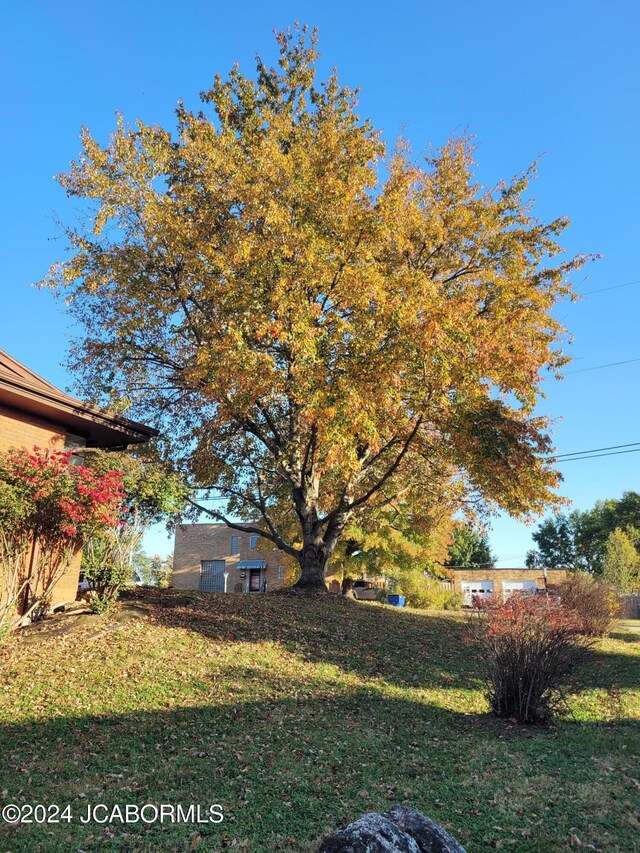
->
<box><xmin>387</xmin><ymin>594</ymin><xmax>406</xmax><ymax>607</ymax></box>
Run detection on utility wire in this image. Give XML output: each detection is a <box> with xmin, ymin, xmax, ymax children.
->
<box><xmin>581</xmin><ymin>277</ymin><xmax>640</xmax><ymax>296</ymax></box>
<box><xmin>564</xmin><ymin>357</ymin><xmax>640</xmax><ymax>375</ymax></box>
<box><xmin>555</xmin><ymin>447</ymin><xmax>640</xmax><ymax>462</ymax></box>
<box><xmin>555</xmin><ymin>441</ymin><xmax>640</xmax><ymax>459</ymax></box>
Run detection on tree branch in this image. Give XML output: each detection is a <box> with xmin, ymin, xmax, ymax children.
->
<box><xmin>320</xmin><ymin>415</ymin><xmax>424</xmax><ymax>526</ymax></box>
<box><xmin>186</xmin><ymin>497</ymin><xmax>299</xmax><ymax>558</ymax></box>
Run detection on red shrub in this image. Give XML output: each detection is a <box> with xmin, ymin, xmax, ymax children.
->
<box><xmin>0</xmin><ymin>447</ymin><xmax>125</xmax><ymax>628</ymax></box>
<box><xmin>556</xmin><ymin>574</ymin><xmax>620</xmax><ymax>637</ymax></box>
<box><xmin>470</xmin><ymin>594</ymin><xmax>591</xmax><ymax>723</ymax></box>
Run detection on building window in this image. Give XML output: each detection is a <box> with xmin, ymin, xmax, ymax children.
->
<box><xmin>249</xmin><ymin>535</ymin><xmax>259</xmax><ymax>549</ymax></box>
<box><xmin>278</xmin><ymin>565</ymin><xmax>285</xmax><ymax>580</ymax></box>
<box><xmin>200</xmin><ymin>560</ymin><xmax>226</xmax><ymax>593</ymax></box>
<box><xmin>230</xmin><ymin>535</ymin><xmax>239</xmax><ymax>555</ymax></box>
<box><xmin>64</xmin><ymin>433</ymin><xmax>86</xmax><ymax>466</ymax></box>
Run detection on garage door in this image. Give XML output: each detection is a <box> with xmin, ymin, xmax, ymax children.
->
<box><xmin>200</xmin><ymin>560</ymin><xmax>226</xmax><ymax>592</ymax></box>
<box><xmin>503</xmin><ymin>580</ymin><xmax>537</xmax><ymax>598</ymax></box>
<box><xmin>461</xmin><ymin>580</ymin><xmax>494</xmax><ymax>607</ymax></box>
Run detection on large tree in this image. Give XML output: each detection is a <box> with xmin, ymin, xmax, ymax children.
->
<box><xmin>44</xmin><ymin>26</ymin><xmax>588</xmax><ymax>590</ymax></box>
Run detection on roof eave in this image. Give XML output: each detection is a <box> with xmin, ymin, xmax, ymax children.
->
<box><xmin>0</xmin><ymin>378</ymin><xmax>158</xmax><ymax>448</ymax></box>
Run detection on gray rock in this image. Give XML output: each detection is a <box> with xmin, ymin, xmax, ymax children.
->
<box><xmin>384</xmin><ymin>806</ymin><xmax>466</xmax><ymax>853</ymax></box>
<box><xmin>317</xmin><ymin>806</ymin><xmax>466</xmax><ymax>853</ymax></box>
<box><xmin>317</xmin><ymin>812</ymin><xmax>421</xmax><ymax>852</ymax></box>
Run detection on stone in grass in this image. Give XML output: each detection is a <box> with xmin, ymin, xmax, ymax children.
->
<box><xmin>317</xmin><ymin>805</ymin><xmax>466</xmax><ymax>853</ymax></box>
<box><xmin>385</xmin><ymin>807</ymin><xmax>466</xmax><ymax>853</ymax></box>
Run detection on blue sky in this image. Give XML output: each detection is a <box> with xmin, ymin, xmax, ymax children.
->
<box><xmin>2</xmin><ymin>1</ymin><xmax>639</xmax><ymax>563</ymax></box>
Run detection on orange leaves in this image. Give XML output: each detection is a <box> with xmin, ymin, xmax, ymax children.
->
<box><xmin>42</xmin><ymin>27</ymin><xmax>595</xmax><ymax>568</ymax></box>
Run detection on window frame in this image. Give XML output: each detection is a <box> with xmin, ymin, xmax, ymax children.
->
<box><xmin>200</xmin><ymin>560</ymin><xmax>226</xmax><ymax>593</ymax></box>
<box><xmin>64</xmin><ymin>433</ymin><xmax>87</xmax><ymax>466</ymax></box>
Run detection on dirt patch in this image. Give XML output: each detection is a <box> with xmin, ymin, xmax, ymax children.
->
<box><xmin>18</xmin><ymin>600</ymin><xmax>151</xmax><ymax>645</ymax></box>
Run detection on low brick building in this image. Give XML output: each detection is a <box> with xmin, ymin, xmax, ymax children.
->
<box><xmin>0</xmin><ymin>349</ymin><xmax>157</xmax><ymax>612</ymax></box>
<box><xmin>446</xmin><ymin>567</ymin><xmax>567</xmax><ymax>605</ymax></box>
<box><xmin>173</xmin><ymin>523</ymin><xmax>292</xmax><ymax>593</ymax></box>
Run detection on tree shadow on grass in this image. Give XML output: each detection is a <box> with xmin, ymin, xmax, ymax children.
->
<box><xmin>0</xmin><ymin>689</ymin><xmax>638</xmax><ymax>853</ymax></box>
<box><xmin>136</xmin><ymin>591</ymin><xmax>640</xmax><ymax>695</ymax></box>
<box><xmin>140</xmin><ymin>590</ymin><xmax>483</xmax><ymax>693</ymax></box>
<box><xmin>573</xmin><ymin>647</ymin><xmax>640</xmax><ymax>692</ymax></box>
<box><xmin>608</xmin><ymin>630</ymin><xmax>640</xmax><ymax>644</ymax></box>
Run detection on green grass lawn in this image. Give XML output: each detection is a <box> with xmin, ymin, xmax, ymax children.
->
<box><xmin>0</xmin><ymin>591</ymin><xmax>638</xmax><ymax>852</ymax></box>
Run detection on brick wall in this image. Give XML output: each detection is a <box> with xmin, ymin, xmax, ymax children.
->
<box><xmin>448</xmin><ymin>568</ymin><xmax>567</xmax><ymax>595</ymax></box>
<box><xmin>173</xmin><ymin>523</ymin><xmax>292</xmax><ymax>593</ymax></box>
<box><xmin>49</xmin><ymin>549</ymin><xmax>83</xmax><ymax>608</ymax></box>
<box><xmin>0</xmin><ymin>404</ymin><xmax>66</xmax><ymax>454</ymax></box>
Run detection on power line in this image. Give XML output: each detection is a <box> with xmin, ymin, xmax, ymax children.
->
<box><xmin>555</xmin><ymin>441</ymin><xmax>640</xmax><ymax>459</ymax></box>
<box><xmin>581</xmin><ymin>277</ymin><xmax>640</xmax><ymax>296</ymax></box>
<box><xmin>556</xmin><ymin>447</ymin><xmax>640</xmax><ymax>462</ymax></box>
<box><xmin>564</xmin><ymin>357</ymin><xmax>640</xmax><ymax>375</ymax></box>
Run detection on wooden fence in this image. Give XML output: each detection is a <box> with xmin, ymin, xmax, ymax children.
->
<box><xmin>620</xmin><ymin>594</ymin><xmax>640</xmax><ymax>619</ymax></box>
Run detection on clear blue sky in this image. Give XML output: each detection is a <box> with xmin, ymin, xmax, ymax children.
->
<box><xmin>2</xmin><ymin>1</ymin><xmax>639</xmax><ymax>563</ymax></box>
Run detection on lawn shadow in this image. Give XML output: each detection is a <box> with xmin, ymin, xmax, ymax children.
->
<box><xmin>128</xmin><ymin>590</ymin><xmax>640</xmax><ymax>695</ymax></box>
<box><xmin>573</xmin><ymin>646</ymin><xmax>640</xmax><ymax>691</ymax></box>
<box><xmin>1</xmin><ymin>688</ymin><xmax>638</xmax><ymax>853</ymax></box>
<box><xmin>141</xmin><ymin>589</ymin><xmax>483</xmax><ymax>693</ymax></box>
<box><xmin>608</xmin><ymin>630</ymin><xmax>640</xmax><ymax>644</ymax></box>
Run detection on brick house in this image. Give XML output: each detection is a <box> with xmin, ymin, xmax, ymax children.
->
<box><xmin>173</xmin><ymin>523</ymin><xmax>292</xmax><ymax>593</ymax></box>
<box><xmin>0</xmin><ymin>349</ymin><xmax>157</xmax><ymax>611</ymax></box>
<box><xmin>445</xmin><ymin>566</ymin><xmax>567</xmax><ymax>605</ymax></box>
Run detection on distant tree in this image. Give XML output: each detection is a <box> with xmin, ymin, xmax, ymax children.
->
<box><xmin>445</xmin><ymin>525</ymin><xmax>494</xmax><ymax>568</ymax></box>
<box><xmin>45</xmin><ymin>26</ymin><xmax>589</xmax><ymax>590</ymax></box>
<box><xmin>133</xmin><ymin>549</ymin><xmax>173</xmax><ymax>587</ymax></box>
<box><xmin>611</xmin><ymin>491</ymin><xmax>640</xmax><ymax>535</ymax></box>
<box><xmin>573</xmin><ymin>501</ymin><xmax>618</xmax><ymax>573</ymax></box>
<box><xmin>602</xmin><ymin>528</ymin><xmax>640</xmax><ymax>593</ymax></box>
<box><xmin>527</xmin><ymin>513</ymin><xmax>578</xmax><ymax>569</ymax></box>
<box><xmin>528</xmin><ymin>494</ymin><xmax>640</xmax><ymax>575</ymax></box>
<box><xmin>574</xmin><ymin>492</ymin><xmax>640</xmax><ymax>574</ymax></box>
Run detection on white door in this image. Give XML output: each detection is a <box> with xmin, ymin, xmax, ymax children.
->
<box><xmin>461</xmin><ymin>580</ymin><xmax>494</xmax><ymax>607</ymax></box>
<box><xmin>502</xmin><ymin>580</ymin><xmax>537</xmax><ymax>598</ymax></box>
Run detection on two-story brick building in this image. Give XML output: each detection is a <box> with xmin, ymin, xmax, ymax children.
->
<box><xmin>0</xmin><ymin>349</ymin><xmax>157</xmax><ymax>612</ymax></box>
<box><xmin>172</xmin><ymin>523</ymin><xmax>292</xmax><ymax>593</ymax></box>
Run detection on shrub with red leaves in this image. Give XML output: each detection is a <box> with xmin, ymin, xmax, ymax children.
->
<box><xmin>0</xmin><ymin>447</ymin><xmax>125</xmax><ymax>628</ymax></box>
<box><xmin>470</xmin><ymin>594</ymin><xmax>591</xmax><ymax>723</ymax></box>
<box><xmin>555</xmin><ymin>574</ymin><xmax>620</xmax><ymax>637</ymax></box>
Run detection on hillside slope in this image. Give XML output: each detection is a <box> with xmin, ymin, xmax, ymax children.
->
<box><xmin>1</xmin><ymin>590</ymin><xmax>638</xmax><ymax>851</ymax></box>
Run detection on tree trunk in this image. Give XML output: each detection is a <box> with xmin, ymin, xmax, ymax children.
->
<box><xmin>341</xmin><ymin>576</ymin><xmax>355</xmax><ymax>598</ymax></box>
<box><xmin>293</xmin><ymin>543</ymin><xmax>329</xmax><ymax>591</ymax></box>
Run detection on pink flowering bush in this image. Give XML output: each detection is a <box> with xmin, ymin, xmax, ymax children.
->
<box><xmin>470</xmin><ymin>594</ymin><xmax>592</xmax><ymax>723</ymax></box>
<box><xmin>0</xmin><ymin>446</ymin><xmax>125</xmax><ymax>629</ymax></box>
